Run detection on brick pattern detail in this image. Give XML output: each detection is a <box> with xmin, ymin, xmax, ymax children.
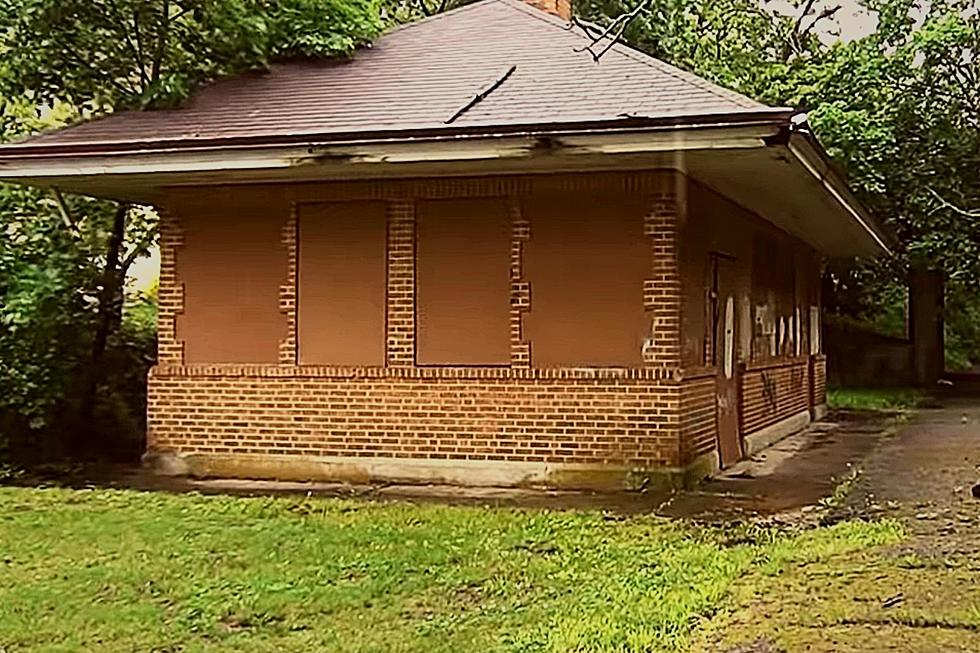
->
<box><xmin>644</xmin><ymin>195</ymin><xmax>682</xmax><ymax>372</ymax></box>
<box><xmin>680</xmin><ymin>373</ymin><xmax>717</xmax><ymax>464</ymax></box>
<box><xmin>386</xmin><ymin>200</ymin><xmax>415</xmax><ymax>367</ymax></box>
<box><xmin>147</xmin><ymin>373</ymin><xmax>680</xmax><ymax>467</ymax></box>
<box><xmin>740</xmin><ymin>358</ymin><xmax>810</xmax><ymax>435</ymax></box>
<box><xmin>278</xmin><ymin>171</ymin><xmax>675</xmax><ymax>202</ymax></box>
<box><xmin>156</xmin><ymin>209</ymin><xmax>185</xmax><ymax>366</ymax></box>
<box><xmin>510</xmin><ymin>199</ymin><xmax>531</xmax><ymax>367</ymax></box>
<box><xmin>810</xmin><ymin>354</ymin><xmax>827</xmax><ymax>407</ymax></box>
<box><xmin>278</xmin><ymin>205</ymin><xmax>298</xmax><ymax>364</ymax></box>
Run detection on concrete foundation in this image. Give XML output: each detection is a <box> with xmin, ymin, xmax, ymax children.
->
<box><xmin>743</xmin><ymin>409</ymin><xmax>812</xmax><ymax>459</ymax></box>
<box><xmin>144</xmin><ymin>451</ymin><xmax>695</xmax><ymax>492</ymax></box>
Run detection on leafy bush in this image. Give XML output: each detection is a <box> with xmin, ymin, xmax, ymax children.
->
<box><xmin>0</xmin><ymin>186</ymin><xmax>158</xmax><ymax>463</ymax></box>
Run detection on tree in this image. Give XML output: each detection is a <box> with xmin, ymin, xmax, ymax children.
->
<box><xmin>0</xmin><ymin>0</ymin><xmax>381</xmax><ymax>114</ymax></box>
<box><xmin>0</xmin><ymin>0</ymin><xmax>382</xmax><ymax>459</ymax></box>
<box><xmin>577</xmin><ymin>0</ymin><xmax>979</xmax><ymax>365</ymax></box>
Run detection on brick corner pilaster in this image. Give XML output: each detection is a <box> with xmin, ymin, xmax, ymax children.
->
<box><xmin>279</xmin><ymin>204</ymin><xmax>298</xmax><ymax>364</ymax></box>
<box><xmin>643</xmin><ymin>193</ymin><xmax>682</xmax><ymax>374</ymax></box>
<box><xmin>156</xmin><ymin>208</ymin><xmax>185</xmax><ymax>366</ymax></box>
<box><xmin>386</xmin><ymin>199</ymin><xmax>416</xmax><ymax>367</ymax></box>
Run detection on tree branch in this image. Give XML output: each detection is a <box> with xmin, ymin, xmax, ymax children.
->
<box><xmin>121</xmin><ymin>229</ymin><xmax>157</xmax><ymax>273</ymax></box>
<box><xmin>445</xmin><ymin>65</ymin><xmax>517</xmax><ymax>123</ymax></box>
<box><xmin>132</xmin><ymin>7</ymin><xmax>149</xmax><ymax>92</ymax></box>
<box><xmin>928</xmin><ymin>187</ymin><xmax>980</xmax><ymax>218</ymax></box>
<box><xmin>150</xmin><ymin>0</ymin><xmax>172</xmax><ymax>85</ymax></box>
<box><xmin>791</xmin><ymin>0</ymin><xmax>820</xmax><ymax>39</ymax></box>
<box><xmin>50</xmin><ymin>187</ymin><xmax>79</xmax><ymax>236</ymax></box>
<box><xmin>573</xmin><ymin>0</ymin><xmax>652</xmax><ymax>61</ymax></box>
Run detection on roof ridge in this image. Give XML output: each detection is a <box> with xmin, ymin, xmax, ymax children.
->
<box><xmin>495</xmin><ymin>0</ymin><xmax>763</xmax><ymax>110</ymax></box>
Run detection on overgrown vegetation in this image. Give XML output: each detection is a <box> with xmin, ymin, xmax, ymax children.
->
<box><xmin>0</xmin><ymin>0</ymin><xmax>382</xmax><ymax>463</ymax></box>
<box><xmin>828</xmin><ymin>386</ymin><xmax>926</xmax><ymax>411</ymax></box>
<box><xmin>0</xmin><ymin>487</ymin><xmax>901</xmax><ymax>652</ymax></box>
<box><xmin>577</xmin><ymin>0</ymin><xmax>979</xmax><ymax>366</ymax></box>
<box><xmin>692</xmin><ymin>535</ymin><xmax>980</xmax><ymax>652</ymax></box>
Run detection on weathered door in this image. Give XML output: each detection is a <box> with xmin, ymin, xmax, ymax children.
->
<box><xmin>712</xmin><ymin>256</ymin><xmax>742</xmax><ymax>466</ymax></box>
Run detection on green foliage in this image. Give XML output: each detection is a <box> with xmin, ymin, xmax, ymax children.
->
<box><xmin>0</xmin><ymin>183</ymin><xmax>157</xmax><ymax>458</ymax></box>
<box><xmin>578</xmin><ymin>0</ymin><xmax>979</xmax><ymax>360</ymax></box>
<box><xmin>942</xmin><ymin>286</ymin><xmax>980</xmax><ymax>371</ymax></box>
<box><xmin>0</xmin><ymin>0</ymin><xmax>381</xmax><ymax>461</ymax></box>
<box><xmin>827</xmin><ymin>386</ymin><xmax>926</xmax><ymax>411</ymax></box>
<box><xmin>0</xmin><ymin>0</ymin><xmax>381</xmax><ymax>114</ymax></box>
<box><xmin>0</xmin><ymin>486</ymin><xmax>900</xmax><ymax>652</ymax></box>
<box><xmin>0</xmin><ymin>188</ymin><xmax>102</xmax><ymax>434</ymax></box>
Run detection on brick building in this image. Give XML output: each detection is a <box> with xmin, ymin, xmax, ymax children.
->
<box><xmin>0</xmin><ymin>0</ymin><xmax>889</xmax><ymax>489</ymax></box>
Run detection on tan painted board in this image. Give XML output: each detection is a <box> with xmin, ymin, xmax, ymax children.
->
<box><xmin>416</xmin><ymin>198</ymin><xmax>512</xmax><ymax>365</ymax></box>
<box><xmin>176</xmin><ymin>193</ymin><xmax>288</xmax><ymax>364</ymax></box>
<box><xmin>298</xmin><ymin>201</ymin><xmax>387</xmax><ymax>366</ymax></box>
<box><xmin>522</xmin><ymin>193</ymin><xmax>650</xmax><ymax>367</ymax></box>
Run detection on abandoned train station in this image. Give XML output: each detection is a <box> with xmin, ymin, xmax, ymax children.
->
<box><xmin>0</xmin><ymin>0</ymin><xmax>890</xmax><ymax>489</ymax></box>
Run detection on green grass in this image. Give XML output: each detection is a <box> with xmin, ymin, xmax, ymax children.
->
<box><xmin>692</xmin><ymin>537</ymin><xmax>980</xmax><ymax>652</ymax></box>
<box><xmin>827</xmin><ymin>386</ymin><xmax>926</xmax><ymax>411</ymax></box>
<box><xmin>0</xmin><ymin>487</ymin><xmax>900</xmax><ymax>653</ymax></box>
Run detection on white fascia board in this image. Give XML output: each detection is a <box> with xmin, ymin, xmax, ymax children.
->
<box><xmin>0</xmin><ymin>124</ymin><xmax>779</xmax><ymax>181</ymax></box>
<box><xmin>786</xmin><ymin>133</ymin><xmax>892</xmax><ymax>256</ymax></box>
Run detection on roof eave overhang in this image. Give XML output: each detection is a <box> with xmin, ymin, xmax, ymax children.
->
<box><xmin>785</xmin><ymin>130</ymin><xmax>893</xmax><ymax>257</ymax></box>
<box><xmin>0</xmin><ymin>116</ymin><xmax>791</xmax><ymax>204</ymax></box>
<box><xmin>0</xmin><ymin>111</ymin><xmax>891</xmax><ymax>259</ymax></box>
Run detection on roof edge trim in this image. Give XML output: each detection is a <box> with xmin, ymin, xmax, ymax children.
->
<box><xmin>0</xmin><ymin>109</ymin><xmax>796</xmax><ymax>159</ymax></box>
<box><xmin>0</xmin><ymin>121</ymin><xmax>786</xmax><ymax>182</ymax></box>
<box><xmin>786</xmin><ymin>130</ymin><xmax>893</xmax><ymax>257</ymax></box>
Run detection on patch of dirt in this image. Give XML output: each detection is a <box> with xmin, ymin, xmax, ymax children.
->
<box><xmin>842</xmin><ymin>398</ymin><xmax>980</xmax><ymax>559</ymax></box>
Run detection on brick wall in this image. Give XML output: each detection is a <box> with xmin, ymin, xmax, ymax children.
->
<box><xmin>156</xmin><ymin>209</ymin><xmax>184</xmax><ymax>366</ymax></box>
<box><xmin>739</xmin><ymin>358</ymin><xmax>810</xmax><ymax>435</ymax></box>
<box><xmin>679</xmin><ymin>371</ymin><xmax>716</xmax><ymax>465</ymax></box>
<box><xmin>148</xmin><ymin>367</ymin><xmax>679</xmax><ymax>467</ymax></box>
<box><xmin>810</xmin><ymin>354</ymin><xmax>827</xmax><ymax>407</ymax></box>
<box><xmin>150</xmin><ymin>172</ymin><xmax>692</xmax><ymax>484</ymax></box>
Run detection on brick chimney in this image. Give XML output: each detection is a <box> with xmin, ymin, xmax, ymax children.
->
<box><xmin>524</xmin><ymin>0</ymin><xmax>572</xmax><ymax>21</ymax></box>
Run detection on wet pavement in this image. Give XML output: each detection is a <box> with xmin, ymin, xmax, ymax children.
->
<box><xmin>843</xmin><ymin>397</ymin><xmax>980</xmax><ymax>558</ymax></box>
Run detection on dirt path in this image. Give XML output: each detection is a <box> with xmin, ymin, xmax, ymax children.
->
<box><xmin>848</xmin><ymin>397</ymin><xmax>980</xmax><ymax>557</ymax></box>
<box><xmin>695</xmin><ymin>398</ymin><xmax>980</xmax><ymax>652</ymax></box>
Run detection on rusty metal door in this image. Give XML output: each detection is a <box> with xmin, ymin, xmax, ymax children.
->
<box><xmin>712</xmin><ymin>256</ymin><xmax>742</xmax><ymax>467</ymax></box>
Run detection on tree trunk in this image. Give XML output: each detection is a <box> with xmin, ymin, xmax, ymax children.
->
<box><xmin>74</xmin><ymin>202</ymin><xmax>129</xmax><ymax>455</ymax></box>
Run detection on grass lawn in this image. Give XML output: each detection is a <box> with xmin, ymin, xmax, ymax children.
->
<box><xmin>0</xmin><ymin>487</ymin><xmax>900</xmax><ymax>653</ymax></box>
<box><xmin>827</xmin><ymin>386</ymin><xmax>926</xmax><ymax>412</ymax></box>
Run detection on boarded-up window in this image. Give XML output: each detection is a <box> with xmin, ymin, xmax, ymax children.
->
<box><xmin>416</xmin><ymin>198</ymin><xmax>512</xmax><ymax>365</ymax></box>
<box><xmin>750</xmin><ymin>234</ymin><xmax>797</xmax><ymax>361</ymax></box>
<box><xmin>298</xmin><ymin>201</ymin><xmax>387</xmax><ymax>365</ymax></box>
<box><xmin>177</xmin><ymin>194</ymin><xmax>287</xmax><ymax>364</ymax></box>
<box><xmin>522</xmin><ymin>194</ymin><xmax>650</xmax><ymax>367</ymax></box>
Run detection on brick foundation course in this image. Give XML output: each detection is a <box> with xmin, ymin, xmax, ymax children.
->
<box><xmin>147</xmin><ymin>367</ymin><xmax>688</xmax><ymax>489</ymax></box>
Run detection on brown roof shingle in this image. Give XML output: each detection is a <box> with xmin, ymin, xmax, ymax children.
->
<box><xmin>18</xmin><ymin>0</ymin><xmax>776</xmax><ymax>151</ymax></box>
